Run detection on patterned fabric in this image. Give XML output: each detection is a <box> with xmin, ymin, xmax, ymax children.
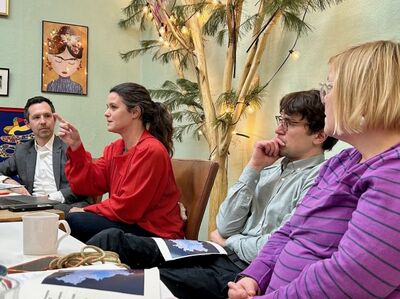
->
<box><xmin>47</xmin><ymin>77</ymin><xmax>83</xmax><ymax>94</ymax></box>
<box><xmin>242</xmin><ymin>143</ymin><xmax>400</xmax><ymax>298</ymax></box>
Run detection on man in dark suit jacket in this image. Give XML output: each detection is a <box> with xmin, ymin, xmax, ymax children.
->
<box><xmin>0</xmin><ymin>96</ymin><xmax>90</xmax><ymax>213</ymax></box>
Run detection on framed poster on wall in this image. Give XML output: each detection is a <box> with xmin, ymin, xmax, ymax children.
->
<box><xmin>0</xmin><ymin>0</ymin><xmax>9</xmax><ymax>16</ymax></box>
<box><xmin>0</xmin><ymin>107</ymin><xmax>33</xmax><ymax>162</ymax></box>
<box><xmin>41</xmin><ymin>20</ymin><xmax>88</xmax><ymax>95</ymax></box>
<box><xmin>0</xmin><ymin>68</ymin><xmax>9</xmax><ymax>96</ymax></box>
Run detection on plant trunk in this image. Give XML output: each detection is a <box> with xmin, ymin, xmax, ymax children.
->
<box><xmin>208</xmin><ymin>152</ymin><xmax>227</xmax><ymax>233</ymax></box>
<box><xmin>208</xmin><ymin>12</ymin><xmax>282</xmax><ymax>234</ymax></box>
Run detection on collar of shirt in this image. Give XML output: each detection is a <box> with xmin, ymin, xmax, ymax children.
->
<box><xmin>34</xmin><ymin>134</ymin><xmax>55</xmax><ymax>153</ymax></box>
<box><xmin>281</xmin><ymin>154</ymin><xmax>325</xmax><ymax>172</ymax></box>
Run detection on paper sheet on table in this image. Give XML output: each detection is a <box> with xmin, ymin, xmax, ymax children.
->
<box><xmin>10</xmin><ymin>264</ymin><xmax>160</xmax><ymax>299</ymax></box>
<box><xmin>153</xmin><ymin>237</ymin><xmax>227</xmax><ymax>262</ymax></box>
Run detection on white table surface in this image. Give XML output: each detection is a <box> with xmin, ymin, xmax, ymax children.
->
<box><xmin>0</xmin><ymin>222</ymin><xmax>83</xmax><ymax>267</ymax></box>
<box><xmin>0</xmin><ymin>222</ymin><xmax>176</xmax><ymax>299</ymax></box>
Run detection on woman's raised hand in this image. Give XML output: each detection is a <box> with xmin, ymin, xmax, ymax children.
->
<box><xmin>54</xmin><ymin>113</ymin><xmax>82</xmax><ymax>151</ymax></box>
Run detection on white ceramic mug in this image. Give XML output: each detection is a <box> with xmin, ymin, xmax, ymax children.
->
<box><xmin>22</xmin><ymin>212</ymin><xmax>71</xmax><ymax>255</ymax></box>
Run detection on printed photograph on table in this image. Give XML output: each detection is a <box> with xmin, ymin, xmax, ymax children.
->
<box><xmin>0</xmin><ymin>68</ymin><xmax>9</xmax><ymax>96</ymax></box>
<box><xmin>0</xmin><ymin>0</ymin><xmax>9</xmax><ymax>16</ymax></box>
<box><xmin>41</xmin><ymin>20</ymin><xmax>88</xmax><ymax>95</ymax></box>
<box><xmin>0</xmin><ymin>107</ymin><xmax>33</xmax><ymax>162</ymax></box>
<box><xmin>42</xmin><ymin>269</ymin><xmax>145</xmax><ymax>295</ymax></box>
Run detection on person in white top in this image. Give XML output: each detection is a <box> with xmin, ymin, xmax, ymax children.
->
<box><xmin>0</xmin><ymin>96</ymin><xmax>90</xmax><ymax>213</ymax></box>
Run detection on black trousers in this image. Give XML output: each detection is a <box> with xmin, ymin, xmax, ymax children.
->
<box><xmin>66</xmin><ymin>212</ymin><xmax>155</xmax><ymax>243</ymax></box>
<box><xmin>88</xmin><ymin>228</ymin><xmax>248</xmax><ymax>299</ymax></box>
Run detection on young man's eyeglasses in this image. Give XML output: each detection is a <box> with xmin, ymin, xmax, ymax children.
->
<box><xmin>275</xmin><ymin>115</ymin><xmax>308</xmax><ymax>132</ymax></box>
<box><xmin>319</xmin><ymin>81</ymin><xmax>333</xmax><ymax>99</ymax></box>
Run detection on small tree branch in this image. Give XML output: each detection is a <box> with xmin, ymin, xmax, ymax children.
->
<box><xmin>236</xmin><ymin>1</ymin><xmax>267</xmax><ymax>96</ymax></box>
<box><xmin>158</xmin><ymin>6</ymin><xmax>193</xmax><ymax>53</ymax></box>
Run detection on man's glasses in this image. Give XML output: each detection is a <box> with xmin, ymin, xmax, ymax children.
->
<box><xmin>275</xmin><ymin>115</ymin><xmax>308</xmax><ymax>132</ymax></box>
<box><xmin>319</xmin><ymin>81</ymin><xmax>333</xmax><ymax>100</ymax></box>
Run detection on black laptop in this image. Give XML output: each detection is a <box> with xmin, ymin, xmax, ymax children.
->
<box><xmin>0</xmin><ymin>195</ymin><xmax>59</xmax><ymax>210</ymax></box>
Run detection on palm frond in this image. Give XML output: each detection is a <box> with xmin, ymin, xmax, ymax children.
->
<box><xmin>281</xmin><ymin>11</ymin><xmax>311</xmax><ymax>35</ymax></box>
<box><xmin>119</xmin><ymin>0</ymin><xmax>149</xmax><ymax>30</ymax></box>
<box><xmin>280</xmin><ymin>0</ymin><xmax>309</xmax><ymax>12</ymax></box>
<box><xmin>173</xmin><ymin>109</ymin><xmax>205</xmax><ymax>141</ymax></box>
<box><xmin>262</xmin><ymin>0</ymin><xmax>284</xmax><ymax>15</ymax></box>
<box><xmin>171</xmin><ymin>111</ymin><xmax>185</xmax><ymax>122</ymax></box>
<box><xmin>243</xmin><ymin>86</ymin><xmax>265</xmax><ymax>108</ymax></box>
<box><xmin>263</xmin><ymin>0</ymin><xmax>343</xmax><ymax>14</ymax></box>
<box><xmin>214</xmin><ymin>112</ymin><xmax>233</xmax><ymax>133</ymax></box>
<box><xmin>149</xmin><ymin>79</ymin><xmax>202</xmax><ymax>112</ymax></box>
<box><xmin>120</xmin><ymin>40</ymin><xmax>160</xmax><ymax>62</ymax></box>
<box><xmin>173</xmin><ymin>123</ymin><xmax>201</xmax><ymax>142</ymax></box>
<box><xmin>176</xmin><ymin>78</ymin><xmax>199</xmax><ymax>92</ymax></box>
<box><xmin>209</xmin><ymin>11</ymin><xmax>256</xmax><ymax>46</ymax></box>
<box><xmin>161</xmin><ymin>80</ymin><xmax>179</xmax><ymax>90</ymax></box>
<box><xmin>121</xmin><ymin>0</ymin><xmax>147</xmax><ymax>15</ymax></box>
<box><xmin>149</xmin><ymin>78</ymin><xmax>206</xmax><ymax>141</ymax></box>
<box><xmin>308</xmin><ymin>0</ymin><xmax>345</xmax><ymax>11</ymax></box>
<box><xmin>202</xmin><ymin>6</ymin><xmax>227</xmax><ymax>36</ymax></box>
<box><xmin>172</xmin><ymin>1</ymin><xmax>209</xmax><ymax>25</ymax></box>
<box><xmin>183</xmin><ymin>109</ymin><xmax>204</xmax><ymax>123</ymax></box>
<box><xmin>157</xmin><ymin>48</ymin><xmax>187</xmax><ymax>66</ymax></box>
<box><xmin>216</xmin><ymin>28</ymin><xmax>228</xmax><ymax>45</ymax></box>
<box><xmin>216</xmin><ymin>90</ymin><xmax>238</xmax><ymax>107</ymax></box>
<box><xmin>237</xmin><ymin>14</ymin><xmax>258</xmax><ymax>40</ymax></box>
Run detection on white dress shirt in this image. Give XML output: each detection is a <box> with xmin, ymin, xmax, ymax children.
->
<box><xmin>32</xmin><ymin>135</ymin><xmax>65</xmax><ymax>202</ymax></box>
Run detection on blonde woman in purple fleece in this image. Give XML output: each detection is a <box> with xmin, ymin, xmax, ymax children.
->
<box><xmin>228</xmin><ymin>40</ymin><xmax>400</xmax><ymax>299</ymax></box>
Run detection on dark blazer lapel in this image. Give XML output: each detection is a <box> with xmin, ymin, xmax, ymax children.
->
<box><xmin>53</xmin><ymin>136</ymin><xmax>62</xmax><ymax>189</ymax></box>
<box><xmin>26</xmin><ymin>140</ymin><xmax>37</xmax><ymax>193</ymax></box>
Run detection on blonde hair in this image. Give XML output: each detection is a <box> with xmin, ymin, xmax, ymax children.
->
<box><xmin>328</xmin><ymin>40</ymin><xmax>400</xmax><ymax>135</ymax></box>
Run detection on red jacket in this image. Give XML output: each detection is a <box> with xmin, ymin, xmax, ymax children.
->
<box><xmin>65</xmin><ymin>130</ymin><xmax>184</xmax><ymax>238</ymax></box>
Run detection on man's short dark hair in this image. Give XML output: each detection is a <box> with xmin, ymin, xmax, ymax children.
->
<box><xmin>24</xmin><ymin>96</ymin><xmax>55</xmax><ymax>121</ymax></box>
<box><xmin>280</xmin><ymin>89</ymin><xmax>338</xmax><ymax>151</ymax></box>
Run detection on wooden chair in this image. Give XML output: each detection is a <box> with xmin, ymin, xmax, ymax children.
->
<box><xmin>172</xmin><ymin>158</ymin><xmax>219</xmax><ymax>240</ymax></box>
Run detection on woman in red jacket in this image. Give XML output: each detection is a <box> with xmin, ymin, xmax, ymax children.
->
<box><xmin>56</xmin><ymin>82</ymin><xmax>184</xmax><ymax>242</ymax></box>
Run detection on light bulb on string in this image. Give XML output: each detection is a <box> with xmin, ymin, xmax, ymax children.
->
<box><xmin>181</xmin><ymin>26</ymin><xmax>189</xmax><ymax>35</ymax></box>
<box><xmin>224</xmin><ymin>107</ymin><xmax>233</xmax><ymax>114</ymax></box>
<box><xmin>290</xmin><ymin>50</ymin><xmax>300</xmax><ymax>61</ymax></box>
